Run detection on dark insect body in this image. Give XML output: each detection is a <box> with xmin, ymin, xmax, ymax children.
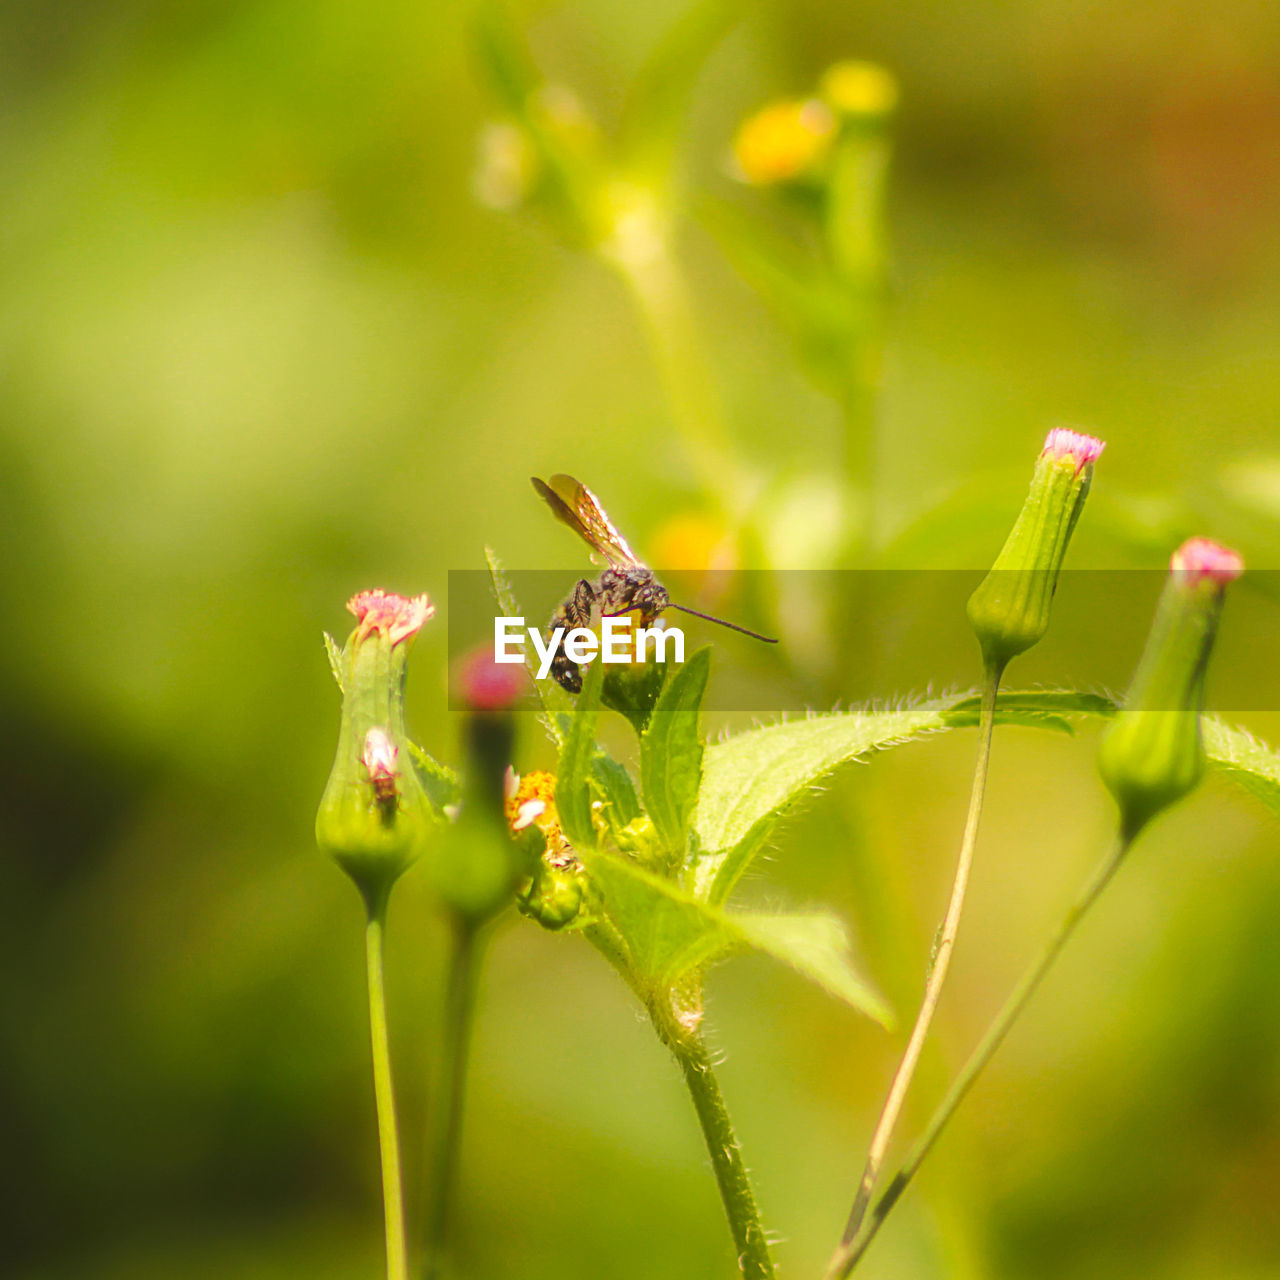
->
<box><xmin>532</xmin><ymin>474</ymin><xmax>776</xmax><ymax>694</ymax></box>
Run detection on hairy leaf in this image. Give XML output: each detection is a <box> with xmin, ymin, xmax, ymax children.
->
<box><xmin>693</xmin><ymin>700</ymin><xmax>960</xmax><ymax>901</ymax></box>
<box><xmin>486</xmin><ymin>545</ymin><xmax>562</xmax><ymax>745</ymax></box>
<box><xmin>694</xmin><ymin>689</ymin><xmax>1118</xmax><ymax>904</ymax></box>
<box><xmin>593</xmin><ymin>749</ymin><xmax>641</xmax><ymax>828</ymax></box>
<box><xmin>322</xmin><ymin>632</ymin><xmax>345</xmax><ymax>692</ymax></box>
<box><xmin>731</xmin><ymin>913</ymin><xmax>893</xmax><ymax>1028</ymax></box>
<box><xmin>944</xmin><ymin>689</ymin><xmax>1118</xmax><ymax>733</ymax></box>
<box><xmin>1202</xmin><ymin>719</ymin><xmax>1280</xmax><ymax>818</ymax></box>
<box><xmin>583</xmin><ymin>850</ymin><xmax>890</xmax><ymax>1026</ymax></box>
<box><xmin>641</xmin><ymin>646</ymin><xmax>711</xmax><ymax>853</ymax></box>
<box><xmin>557</xmin><ymin>659</ymin><xmax>604</xmax><ymax>848</ymax></box>
<box><xmin>405</xmin><ymin>742</ymin><xmax>461</xmax><ymax>819</ymax></box>
<box><xmin>962</xmin><ymin>690</ymin><xmax>1280</xmax><ymax>820</ymax></box>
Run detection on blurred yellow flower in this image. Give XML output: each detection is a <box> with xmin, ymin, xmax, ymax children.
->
<box><xmin>732</xmin><ymin>98</ymin><xmax>836</xmax><ymax>185</ymax></box>
<box><xmin>820</xmin><ymin>61</ymin><xmax>899</xmax><ymax>117</ymax></box>
<box><xmin>648</xmin><ymin>510</ymin><xmax>737</xmax><ymax>573</ymax></box>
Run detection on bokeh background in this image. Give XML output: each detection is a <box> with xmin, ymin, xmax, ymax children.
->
<box><xmin>4</xmin><ymin>1</ymin><xmax>1280</xmax><ymax>1277</ymax></box>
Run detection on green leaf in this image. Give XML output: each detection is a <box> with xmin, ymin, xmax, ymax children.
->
<box><xmin>583</xmin><ymin>849</ymin><xmax>890</xmax><ymax>1026</ymax></box>
<box><xmin>557</xmin><ymin>659</ymin><xmax>604</xmax><ymax>848</ymax></box>
<box><xmin>941</xmin><ymin>690</ymin><xmax>1280</xmax><ymax>822</ymax></box>
<box><xmin>1202</xmin><ymin>719</ymin><xmax>1280</xmax><ymax>818</ymax></box>
<box><xmin>322</xmin><ymin>632</ymin><xmax>345</xmax><ymax>692</ymax></box>
<box><xmin>731</xmin><ymin>913</ymin><xmax>894</xmax><ymax>1029</ymax></box>
<box><xmin>641</xmin><ymin>646</ymin><xmax>711</xmax><ymax>852</ymax></box>
<box><xmin>943</xmin><ymin>689</ymin><xmax>1118</xmax><ymax>734</ymax></box>
<box><xmin>585</xmin><ymin>851</ymin><xmax>726</xmax><ymax>985</ymax></box>
<box><xmin>691</xmin><ymin>686</ymin><xmax>1280</xmax><ymax>908</ymax></box>
<box><xmin>486</xmin><ymin>545</ymin><xmax>562</xmax><ymax>746</ymax></box>
<box><xmin>692</xmin><ymin>689</ymin><xmax>1125</xmax><ymax>904</ymax></box>
<box><xmin>592</xmin><ymin>749</ymin><xmax>641</xmax><ymax>828</ymax></box>
<box><xmin>405</xmin><ymin>742</ymin><xmax>461</xmax><ymax>819</ymax></box>
<box><xmin>693</xmin><ymin>699</ymin><xmax>961</xmax><ymax>902</ymax></box>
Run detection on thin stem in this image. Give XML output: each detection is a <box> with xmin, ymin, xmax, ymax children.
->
<box><xmin>835</xmin><ymin>663</ymin><xmax>1003</xmax><ymax>1249</ymax></box>
<box><xmin>612</xmin><ymin>249</ymin><xmax>741</xmax><ymax>512</ymax></box>
<box><xmin>424</xmin><ymin>914</ymin><xmax>483</xmax><ymax>1280</ymax></box>
<box><xmin>670</xmin><ymin>1029</ymin><xmax>777</xmax><ymax>1280</ymax></box>
<box><xmin>826</xmin><ymin>835</ymin><xmax>1132</xmax><ymax>1279</ymax></box>
<box><xmin>366</xmin><ymin>901</ymin><xmax>410</xmax><ymax>1280</ymax></box>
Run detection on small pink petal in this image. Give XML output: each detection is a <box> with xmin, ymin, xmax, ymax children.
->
<box><xmin>1171</xmin><ymin>538</ymin><xmax>1244</xmax><ymax>585</ymax></box>
<box><xmin>512</xmin><ymin>799</ymin><xmax>547</xmax><ymax>831</ymax></box>
<box><xmin>458</xmin><ymin>649</ymin><xmax>525</xmax><ymax>711</ymax></box>
<box><xmin>347</xmin><ymin>589</ymin><xmax>435</xmax><ymax>645</ymax></box>
<box><xmin>1042</xmin><ymin>428</ymin><xmax>1106</xmax><ymax>473</ymax></box>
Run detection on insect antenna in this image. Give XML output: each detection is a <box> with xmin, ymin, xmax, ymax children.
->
<box><xmin>668</xmin><ymin>603</ymin><xmax>778</xmax><ymax>644</ymax></box>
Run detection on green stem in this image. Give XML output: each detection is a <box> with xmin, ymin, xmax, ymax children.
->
<box><xmin>612</xmin><ymin>248</ymin><xmax>740</xmax><ymax>512</ymax></box>
<box><xmin>670</xmin><ymin>1029</ymin><xmax>777</xmax><ymax>1280</ymax></box>
<box><xmin>826</xmin><ymin>835</ymin><xmax>1132</xmax><ymax>1279</ymax></box>
<box><xmin>365</xmin><ymin>899</ymin><xmax>410</xmax><ymax>1280</ymax></box>
<box><xmin>835</xmin><ymin>662</ymin><xmax>1003</xmax><ymax>1249</ymax></box>
<box><xmin>425</xmin><ymin>914</ymin><xmax>483</xmax><ymax>1280</ymax></box>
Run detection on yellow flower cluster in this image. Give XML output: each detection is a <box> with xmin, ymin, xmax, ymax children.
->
<box><xmin>732</xmin><ymin>60</ymin><xmax>898</xmax><ymax>187</ymax></box>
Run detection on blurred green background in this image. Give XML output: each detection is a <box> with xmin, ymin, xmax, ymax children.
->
<box><xmin>4</xmin><ymin>0</ymin><xmax>1280</xmax><ymax>1277</ymax></box>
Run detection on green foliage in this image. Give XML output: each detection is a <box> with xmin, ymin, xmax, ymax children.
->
<box><xmin>938</xmin><ymin>689</ymin><xmax>1280</xmax><ymax>821</ymax></box>
<box><xmin>640</xmin><ymin>646</ymin><xmax>710</xmax><ymax>855</ymax></box>
<box><xmin>730</xmin><ymin>912</ymin><xmax>893</xmax><ymax>1028</ymax></box>
<box><xmin>582</xmin><ymin>847</ymin><xmax>891</xmax><ymax>1026</ymax></box>
<box><xmin>556</xmin><ymin>658</ymin><xmax>605</xmax><ymax>849</ymax></box>
<box><xmin>406</xmin><ymin>742</ymin><xmax>462</xmax><ymax>819</ymax></box>
<box><xmin>692</xmin><ymin>700</ymin><xmax>960</xmax><ymax>902</ymax></box>
<box><xmin>942</xmin><ymin>688</ymin><xmax>1117</xmax><ymax>734</ymax></box>
<box><xmin>322</xmin><ymin>632</ymin><xmax>345</xmax><ymax>692</ymax></box>
<box><xmin>486</xmin><ymin>545</ymin><xmax>563</xmax><ymax>744</ymax></box>
<box><xmin>1191</xmin><ymin>719</ymin><xmax>1280</xmax><ymax>819</ymax></box>
<box><xmin>592</xmin><ymin>747</ymin><xmax>642</xmax><ymax>828</ymax></box>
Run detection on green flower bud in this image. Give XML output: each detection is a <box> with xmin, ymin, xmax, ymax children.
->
<box><xmin>1099</xmin><ymin>538</ymin><xmax>1243</xmax><ymax>840</ymax></box>
<box><xmin>429</xmin><ymin>652</ymin><xmax>533</xmax><ymax>922</ymax></box>
<box><xmin>967</xmin><ymin>429</ymin><xmax>1105</xmax><ymax>673</ymax></box>
<box><xmin>507</xmin><ymin>768</ymin><xmax>590</xmax><ymax>932</ymax></box>
<box><xmin>517</xmin><ymin>860</ymin><xmax>587</xmax><ymax>931</ymax></box>
<box><xmin>316</xmin><ymin>590</ymin><xmax>436</xmax><ymax>907</ymax></box>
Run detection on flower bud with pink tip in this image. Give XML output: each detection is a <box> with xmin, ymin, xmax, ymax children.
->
<box><xmin>428</xmin><ymin>650</ymin><xmax>534</xmax><ymax>922</ymax></box>
<box><xmin>1099</xmin><ymin>539</ymin><xmax>1243</xmax><ymax>840</ymax></box>
<box><xmin>967</xmin><ymin>428</ymin><xmax>1105</xmax><ymax>673</ymax></box>
<box><xmin>316</xmin><ymin>590</ymin><xmax>436</xmax><ymax>905</ymax></box>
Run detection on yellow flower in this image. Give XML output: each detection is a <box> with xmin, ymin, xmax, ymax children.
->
<box><xmin>733</xmin><ymin>98</ymin><xmax>836</xmax><ymax>185</ymax></box>
<box><xmin>505</xmin><ymin>769</ymin><xmax>576</xmax><ymax>867</ymax></box>
<box><xmin>820</xmin><ymin>61</ymin><xmax>899</xmax><ymax>118</ymax></box>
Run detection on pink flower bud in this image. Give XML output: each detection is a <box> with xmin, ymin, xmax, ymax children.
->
<box><xmin>967</xmin><ymin>428</ymin><xmax>1106</xmax><ymax>671</ymax></box>
<box><xmin>1170</xmin><ymin>537</ymin><xmax>1244</xmax><ymax>585</ymax></box>
<box><xmin>347</xmin><ymin>589</ymin><xmax>435</xmax><ymax>646</ymax></box>
<box><xmin>457</xmin><ymin>649</ymin><xmax>525</xmax><ymax>712</ymax></box>
<box><xmin>1099</xmin><ymin>537</ymin><xmax>1242</xmax><ymax>838</ymax></box>
<box><xmin>1041</xmin><ymin>428</ymin><xmax>1105</xmax><ymax>475</ymax></box>
<box><xmin>318</xmin><ymin>588</ymin><xmax>436</xmax><ymax>898</ymax></box>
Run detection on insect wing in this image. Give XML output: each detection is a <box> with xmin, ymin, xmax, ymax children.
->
<box><xmin>533</xmin><ymin>474</ymin><xmax>642</xmax><ymax>567</ymax></box>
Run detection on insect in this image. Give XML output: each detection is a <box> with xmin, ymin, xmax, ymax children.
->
<box><xmin>532</xmin><ymin>474</ymin><xmax>776</xmax><ymax>693</ymax></box>
<box><xmin>361</xmin><ymin>727</ymin><xmax>400</xmax><ymax>817</ymax></box>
